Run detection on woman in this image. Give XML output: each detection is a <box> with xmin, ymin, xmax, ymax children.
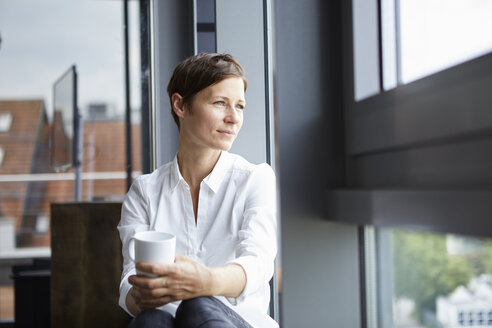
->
<box><xmin>118</xmin><ymin>53</ymin><xmax>278</xmax><ymax>328</ymax></box>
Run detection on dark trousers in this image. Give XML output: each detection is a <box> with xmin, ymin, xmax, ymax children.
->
<box><xmin>129</xmin><ymin>296</ymin><xmax>253</xmax><ymax>328</ymax></box>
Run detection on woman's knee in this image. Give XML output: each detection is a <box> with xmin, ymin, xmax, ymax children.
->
<box><xmin>175</xmin><ymin>297</ymin><xmax>217</xmax><ymax>327</ymax></box>
<box><xmin>176</xmin><ymin>297</ymin><xmax>211</xmax><ymax>318</ymax></box>
<box><xmin>129</xmin><ymin>308</ymin><xmax>175</xmax><ymax>328</ymax></box>
<box><xmin>177</xmin><ymin>297</ymin><xmax>254</xmax><ymax>328</ymax></box>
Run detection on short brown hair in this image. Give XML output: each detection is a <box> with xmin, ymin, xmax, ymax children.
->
<box><xmin>167</xmin><ymin>53</ymin><xmax>247</xmax><ymax>128</ymax></box>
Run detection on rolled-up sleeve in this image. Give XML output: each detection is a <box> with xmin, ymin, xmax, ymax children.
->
<box><xmin>226</xmin><ymin>163</ymin><xmax>277</xmax><ymax>305</ymax></box>
<box><xmin>117</xmin><ymin>176</ymin><xmax>150</xmax><ymax>316</ymax></box>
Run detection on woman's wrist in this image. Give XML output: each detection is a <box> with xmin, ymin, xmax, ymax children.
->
<box><xmin>126</xmin><ymin>287</ymin><xmax>141</xmax><ymax>316</ymax></box>
<box><xmin>207</xmin><ymin>264</ymin><xmax>246</xmax><ymax>298</ymax></box>
<box><xmin>207</xmin><ymin>267</ymin><xmax>221</xmax><ymax>296</ymax></box>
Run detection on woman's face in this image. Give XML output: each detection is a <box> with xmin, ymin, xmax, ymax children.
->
<box><xmin>179</xmin><ymin>77</ymin><xmax>245</xmax><ymax>151</ymax></box>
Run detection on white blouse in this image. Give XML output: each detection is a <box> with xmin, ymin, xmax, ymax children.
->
<box><xmin>118</xmin><ymin>151</ymin><xmax>278</xmax><ymax>327</ymax></box>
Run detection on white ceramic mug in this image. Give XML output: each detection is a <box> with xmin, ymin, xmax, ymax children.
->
<box><xmin>128</xmin><ymin>231</ymin><xmax>176</xmax><ymax>277</ymax></box>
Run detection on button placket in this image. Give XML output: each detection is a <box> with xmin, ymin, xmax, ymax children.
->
<box><xmin>196</xmin><ymin>182</ymin><xmax>210</xmax><ymax>257</ymax></box>
<box><xmin>181</xmin><ymin>182</ymin><xmax>197</xmax><ymax>258</ymax></box>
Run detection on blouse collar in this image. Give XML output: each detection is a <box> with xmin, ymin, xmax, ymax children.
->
<box><xmin>169</xmin><ymin>151</ymin><xmax>229</xmax><ymax>194</ymax></box>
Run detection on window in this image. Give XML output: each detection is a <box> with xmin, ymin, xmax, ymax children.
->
<box><xmin>0</xmin><ymin>0</ymin><xmax>142</xmax><ymax>249</ymax></box>
<box><xmin>398</xmin><ymin>0</ymin><xmax>492</xmax><ymax>84</ymax></box>
<box><xmin>0</xmin><ymin>147</ymin><xmax>4</xmax><ymax>167</ymax></box>
<box><xmin>477</xmin><ymin>311</ymin><xmax>484</xmax><ymax>325</ymax></box>
<box><xmin>196</xmin><ymin>0</ymin><xmax>216</xmax><ymax>53</ymax></box>
<box><xmin>0</xmin><ymin>0</ymin><xmax>143</xmax><ymax>321</ymax></box>
<box><xmin>458</xmin><ymin>311</ymin><xmax>464</xmax><ymax>325</ymax></box>
<box><xmin>0</xmin><ymin>113</ymin><xmax>12</xmax><ymax>132</ymax></box>
<box><xmin>367</xmin><ymin>228</ymin><xmax>492</xmax><ymax>328</ymax></box>
<box><xmin>35</xmin><ymin>215</ymin><xmax>49</xmax><ymax>234</ymax></box>
<box><xmin>352</xmin><ymin>0</ymin><xmax>492</xmax><ymax>100</ymax></box>
<box><xmin>338</xmin><ymin>0</ymin><xmax>492</xmax><ymax>179</ymax></box>
<box><xmin>333</xmin><ymin>4</ymin><xmax>492</xmax><ymax>328</ymax></box>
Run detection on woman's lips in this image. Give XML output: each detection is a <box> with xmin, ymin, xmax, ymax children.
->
<box><xmin>217</xmin><ymin>130</ymin><xmax>235</xmax><ymax>137</ymax></box>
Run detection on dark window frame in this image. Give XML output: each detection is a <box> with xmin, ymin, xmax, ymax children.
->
<box><xmin>327</xmin><ymin>0</ymin><xmax>492</xmax><ymax>239</ymax></box>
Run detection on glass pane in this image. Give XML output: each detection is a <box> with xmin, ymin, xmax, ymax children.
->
<box><xmin>399</xmin><ymin>0</ymin><xmax>492</xmax><ymax>83</ymax></box>
<box><xmin>197</xmin><ymin>32</ymin><xmax>216</xmax><ymax>53</ymax></box>
<box><xmin>196</xmin><ymin>0</ymin><xmax>217</xmax><ymax>54</ymax></box>
<box><xmin>0</xmin><ymin>0</ymin><xmax>142</xmax><ymax>321</ymax></box>
<box><xmin>352</xmin><ymin>0</ymin><xmax>381</xmax><ymax>101</ymax></box>
<box><xmin>376</xmin><ymin>228</ymin><xmax>492</xmax><ymax>328</ymax></box>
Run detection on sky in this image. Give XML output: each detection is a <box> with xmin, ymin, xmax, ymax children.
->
<box><xmin>400</xmin><ymin>0</ymin><xmax>492</xmax><ymax>83</ymax></box>
<box><xmin>0</xmin><ymin>0</ymin><xmax>141</xmax><ymax>121</ymax></box>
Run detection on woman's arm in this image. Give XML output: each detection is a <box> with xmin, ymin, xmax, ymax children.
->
<box><xmin>209</xmin><ymin>263</ymin><xmax>246</xmax><ymax>298</ymax></box>
<box><xmin>118</xmin><ymin>176</ymin><xmax>151</xmax><ymax>316</ymax></box>
<box><xmin>127</xmin><ymin>255</ymin><xmax>246</xmax><ymax>311</ymax></box>
<box><xmin>225</xmin><ymin>163</ymin><xmax>277</xmax><ymax>303</ymax></box>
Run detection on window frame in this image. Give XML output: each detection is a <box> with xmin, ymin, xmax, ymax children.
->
<box><xmin>346</xmin><ymin>52</ymin><xmax>492</xmax><ymax>155</ymax></box>
<box><xmin>332</xmin><ymin>3</ymin><xmax>492</xmax><ymax>327</ymax></box>
<box><xmin>326</xmin><ymin>0</ymin><xmax>492</xmax><ymax>239</ymax></box>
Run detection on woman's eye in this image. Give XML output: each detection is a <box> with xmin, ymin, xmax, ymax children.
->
<box><xmin>236</xmin><ymin>104</ymin><xmax>245</xmax><ymax>111</ymax></box>
<box><xmin>214</xmin><ymin>101</ymin><xmax>225</xmax><ymax>106</ymax></box>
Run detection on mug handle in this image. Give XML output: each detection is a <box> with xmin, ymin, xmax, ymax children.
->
<box><xmin>128</xmin><ymin>237</ymin><xmax>135</xmax><ymax>262</ymax></box>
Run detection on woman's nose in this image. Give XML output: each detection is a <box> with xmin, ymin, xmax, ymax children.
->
<box><xmin>225</xmin><ymin>106</ymin><xmax>241</xmax><ymax>124</ymax></box>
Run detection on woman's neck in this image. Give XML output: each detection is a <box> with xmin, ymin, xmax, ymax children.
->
<box><xmin>177</xmin><ymin>147</ymin><xmax>221</xmax><ymax>189</ymax></box>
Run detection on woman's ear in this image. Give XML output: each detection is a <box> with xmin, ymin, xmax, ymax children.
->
<box><xmin>171</xmin><ymin>93</ymin><xmax>186</xmax><ymax>118</ymax></box>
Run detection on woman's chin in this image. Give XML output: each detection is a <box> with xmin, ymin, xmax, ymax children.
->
<box><xmin>217</xmin><ymin>142</ymin><xmax>234</xmax><ymax>151</ymax></box>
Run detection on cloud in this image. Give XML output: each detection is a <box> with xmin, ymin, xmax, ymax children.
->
<box><xmin>0</xmin><ymin>0</ymin><xmax>141</xmax><ymax>120</ymax></box>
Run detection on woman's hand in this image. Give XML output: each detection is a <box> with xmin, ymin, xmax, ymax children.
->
<box><xmin>128</xmin><ymin>254</ymin><xmax>215</xmax><ymax>310</ymax></box>
<box><xmin>126</xmin><ymin>287</ymin><xmax>144</xmax><ymax>316</ymax></box>
<box><xmin>128</xmin><ymin>254</ymin><xmax>247</xmax><ymax>312</ymax></box>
